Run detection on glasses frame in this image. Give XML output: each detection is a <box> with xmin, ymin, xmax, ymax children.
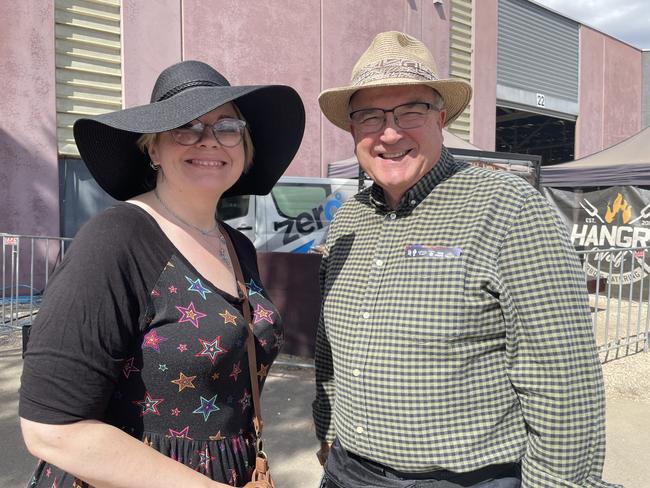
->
<box><xmin>349</xmin><ymin>102</ymin><xmax>437</xmax><ymax>134</ymax></box>
<box><xmin>170</xmin><ymin>118</ymin><xmax>247</xmax><ymax>147</ymax></box>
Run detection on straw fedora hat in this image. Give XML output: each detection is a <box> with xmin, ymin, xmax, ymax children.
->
<box><xmin>74</xmin><ymin>60</ymin><xmax>305</xmax><ymax>201</ymax></box>
<box><xmin>319</xmin><ymin>31</ymin><xmax>472</xmax><ymax>131</ymax></box>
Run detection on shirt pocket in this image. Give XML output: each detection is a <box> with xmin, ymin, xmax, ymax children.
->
<box><xmin>388</xmin><ymin>256</ymin><xmax>467</xmax><ymax>342</ymax></box>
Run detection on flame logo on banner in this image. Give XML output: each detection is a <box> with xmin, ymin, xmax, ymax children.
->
<box><xmin>604</xmin><ymin>193</ymin><xmax>632</xmax><ymax>224</ymax></box>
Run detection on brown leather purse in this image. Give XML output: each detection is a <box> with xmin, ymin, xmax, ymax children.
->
<box><xmin>220</xmin><ymin>226</ymin><xmax>276</xmax><ymax>488</ymax></box>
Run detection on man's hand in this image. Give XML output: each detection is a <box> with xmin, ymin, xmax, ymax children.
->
<box><xmin>316</xmin><ymin>441</ymin><xmax>331</xmax><ymax>466</ymax></box>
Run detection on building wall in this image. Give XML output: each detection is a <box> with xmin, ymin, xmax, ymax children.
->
<box><xmin>180</xmin><ymin>0</ymin><xmax>451</xmax><ymax>175</ymax></box>
<box><xmin>320</xmin><ymin>0</ymin><xmax>451</xmax><ymax>168</ymax></box>
<box><xmin>471</xmin><ymin>0</ymin><xmax>498</xmax><ymax>150</ymax></box>
<box><xmin>641</xmin><ymin>50</ymin><xmax>650</xmax><ymax>128</ymax></box>
<box><xmin>576</xmin><ymin>27</ymin><xmax>642</xmax><ymax>158</ymax></box>
<box><xmin>122</xmin><ymin>0</ymin><xmax>182</xmax><ymax>107</ymax></box>
<box><xmin>0</xmin><ymin>1</ymin><xmax>58</xmax><ymax>235</ymax></box>
<box><xmin>182</xmin><ymin>0</ymin><xmax>321</xmax><ymax>177</ymax></box>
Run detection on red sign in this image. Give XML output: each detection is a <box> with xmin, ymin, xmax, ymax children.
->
<box><xmin>3</xmin><ymin>236</ymin><xmax>18</xmax><ymax>246</ymax></box>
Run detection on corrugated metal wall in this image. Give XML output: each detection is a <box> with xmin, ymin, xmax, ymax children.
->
<box><xmin>55</xmin><ymin>0</ymin><xmax>122</xmax><ymax>156</ymax></box>
<box><xmin>497</xmin><ymin>0</ymin><xmax>579</xmax><ymax>117</ymax></box>
<box><xmin>448</xmin><ymin>0</ymin><xmax>473</xmax><ymax>141</ymax></box>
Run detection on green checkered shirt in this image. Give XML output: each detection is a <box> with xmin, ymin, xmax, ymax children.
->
<box><xmin>313</xmin><ymin>148</ymin><xmax>618</xmax><ymax>487</ymax></box>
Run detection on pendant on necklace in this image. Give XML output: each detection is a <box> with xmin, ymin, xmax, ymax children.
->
<box><xmin>217</xmin><ymin>234</ymin><xmax>231</xmax><ymax>266</ymax></box>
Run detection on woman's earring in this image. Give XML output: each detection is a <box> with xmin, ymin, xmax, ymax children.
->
<box><xmin>149</xmin><ymin>161</ymin><xmax>160</xmax><ymax>171</ymax></box>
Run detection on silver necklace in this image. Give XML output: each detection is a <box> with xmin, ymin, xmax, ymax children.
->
<box><xmin>153</xmin><ymin>188</ymin><xmax>231</xmax><ymax>267</ymax></box>
<box><xmin>153</xmin><ymin>187</ymin><xmax>218</xmax><ymax>236</ymax></box>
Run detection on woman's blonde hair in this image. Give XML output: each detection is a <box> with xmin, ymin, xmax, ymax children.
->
<box><xmin>136</xmin><ymin>102</ymin><xmax>255</xmax><ymax>173</ymax></box>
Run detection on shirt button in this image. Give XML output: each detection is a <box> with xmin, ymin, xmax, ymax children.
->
<box><xmin>356</xmin><ymin>426</ymin><xmax>364</xmax><ymax>434</ymax></box>
<box><xmin>410</xmin><ymin>199</ymin><xmax>417</xmax><ymax>206</ymax></box>
<box><xmin>388</xmin><ymin>213</ymin><xmax>396</xmax><ymax>220</ymax></box>
<box><xmin>362</xmin><ymin>312</ymin><xmax>370</xmax><ymax>319</ymax></box>
<box><xmin>375</xmin><ymin>259</ymin><xmax>384</xmax><ymax>267</ymax></box>
<box><xmin>352</xmin><ymin>369</ymin><xmax>361</xmax><ymax>377</ymax></box>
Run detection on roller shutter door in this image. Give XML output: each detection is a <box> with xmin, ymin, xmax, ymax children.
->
<box><xmin>55</xmin><ymin>0</ymin><xmax>122</xmax><ymax>157</ymax></box>
<box><xmin>448</xmin><ymin>0</ymin><xmax>473</xmax><ymax>141</ymax></box>
<box><xmin>497</xmin><ymin>0</ymin><xmax>578</xmax><ymax>118</ymax></box>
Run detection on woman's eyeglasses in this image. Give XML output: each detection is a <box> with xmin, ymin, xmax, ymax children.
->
<box><xmin>170</xmin><ymin>118</ymin><xmax>246</xmax><ymax>147</ymax></box>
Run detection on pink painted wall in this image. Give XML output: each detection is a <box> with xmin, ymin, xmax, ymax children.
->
<box><xmin>179</xmin><ymin>0</ymin><xmax>450</xmax><ymax>176</ymax></box>
<box><xmin>576</xmin><ymin>27</ymin><xmax>642</xmax><ymax>158</ymax></box>
<box><xmin>122</xmin><ymin>0</ymin><xmax>182</xmax><ymax>107</ymax></box>
<box><xmin>320</xmin><ymin>0</ymin><xmax>451</xmax><ymax>170</ymax></box>
<box><xmin>181</xmin><ymin>0</ymin><xmax>321</xmax><ymax>177</ymax></box>
<box><xmin>0</xmin><ymin>1</ymin><xmax>58</xmax><ymax>236</ymax></box>
<box><xmin>471</xmin><ymin>0</ymin><xmax>497</xmax><ymax>151</ymax></box>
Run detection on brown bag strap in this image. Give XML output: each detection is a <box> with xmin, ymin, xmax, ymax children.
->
<box><xmin>219</xmin><ymin>224</ymin><xmax>264</xmax><ymax>443</ymax></box>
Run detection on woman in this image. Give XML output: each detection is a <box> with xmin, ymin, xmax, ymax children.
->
<box><xmin>19</xmin><ymin>60</ymin><xmax>304</xmax><ymax>487</ymax></box>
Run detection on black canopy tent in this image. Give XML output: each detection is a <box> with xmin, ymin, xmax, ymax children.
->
<box><xmin>541</xmin><ymin>126</ymin><xmax>650</xmax><ymax>300</ymax></box>
<box><xmin>541</xmin><ymin>127</ymin><xmax>650</xmax><ymax>188</ymax></box>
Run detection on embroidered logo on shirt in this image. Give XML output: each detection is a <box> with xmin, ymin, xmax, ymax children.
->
<box><xmin>404</xmin><ymin>244</ymin><xmax>462</xmax><ymax>258</ymax></box>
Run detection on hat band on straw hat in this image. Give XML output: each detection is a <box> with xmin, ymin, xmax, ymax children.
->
<box><xmin>351</xmin><ymin>59</ymin><xmax>439</xmax><ymax>87</ymax></box>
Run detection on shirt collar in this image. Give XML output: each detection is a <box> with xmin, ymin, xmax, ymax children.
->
<box><xmin>368</xmin><ymin>146</ymin><xmax>460</xmax><ymax>211</ymax></box>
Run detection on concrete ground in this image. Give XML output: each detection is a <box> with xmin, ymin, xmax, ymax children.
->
<box><xmin>1</xmin><ymin>326</ymin><xmax>646</xmax><ymax>488</ymax></box>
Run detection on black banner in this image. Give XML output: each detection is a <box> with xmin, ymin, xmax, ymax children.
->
<box><xmin>545</xmin><ymin>186</ymin><xmax>650</xmax><ymax>298</ymax></box>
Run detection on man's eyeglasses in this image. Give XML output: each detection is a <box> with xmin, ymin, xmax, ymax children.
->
<box><xmin>349</xmin><ymin>102</ymin><xmax>436</xmax><ymax>134</ymax></box>
<box><xmin>170</xmin><ymin>118</ymin><xmax>246</xmax><ymax>147</ymax></box>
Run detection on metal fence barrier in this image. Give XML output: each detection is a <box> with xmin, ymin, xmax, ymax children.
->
<box><xmin>1</xmin><ymin>234</ymin><xmax>72</xmax><ymax>339</ymax></box>
<box><xmin>2</xmin><ymin>233</ymin><xmax>648</xmax><ymax>363</ymax></box>
<box><xmin>577</xmin><ymin>246</ymin><xmax>650</xmax><ymax>362</ymax></box>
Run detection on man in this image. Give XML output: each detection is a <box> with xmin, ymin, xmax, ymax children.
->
<box><xmin>313</xmin><ymin>31</ymin><xmax>619</xmax><ymax>488</ymax></box>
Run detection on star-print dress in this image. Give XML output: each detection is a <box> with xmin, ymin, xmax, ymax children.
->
<box><xmin>20</xmin><ymin>204</ymin><xmax>283</xmax><ymax>487</ymax></box>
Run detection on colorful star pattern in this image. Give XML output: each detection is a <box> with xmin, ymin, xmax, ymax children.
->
<box><xmin>133</xmin><ymin>391</ymin><xmax>164</xmax><ymax>416</ymax></box>
<box><xmin>218</xmin><ymin>309</ymin><xmax>238</xmax><ymax>326</ymax></box>
<box><xmin>176</xmin><ymin>302</ymin><xmax>207</xmax><ymax>328</ymax></box>
<box><xmin>142</xmin><ymin>329</ymin><xmax>168</xmax><ymax>353</ymax></box>
<box><xmin>228</xmin><ymin>469</ymin><xmax>238</xmax><ymax>486</ymax></box>
<box><xmin>246</xmin><ymin>278</ymin><xmax>263</xmax><ymax>296</ymax></box>
<box><xmin>257</xmin><ymin>363</ymin><xmax>269</xmax><ymax>379</ymax></box>
<box><xmin>31</xmin><ymin>259</ymin><xmax>283</xmax><ymax>486</ymax></box>
<box><xmin>122</xmin><ymin>357</ymin><xmax>140</xmax><ymax>378</ymax></box>
<box><xmin>253</xmin><ymin>303</ymin><xmax>274</xmax><ymax>324</ymax></box>
<box><xmin>239</xmin><ymin>389</ymin><xmax>252</xmax><ymax>413</ymax></box>
<box><xmin>171</xmin><ymin>372</ymin><xmax>196</xmax><ymax>392</ymax></box>
<box><xmin>193</xmin><ymin>394</ymin><xmax>220</xmax><ymax>421</ymax></box>
<box><xmin>194</xmin><ymin>336</ymin><xmax>227</xmax><ymax>365</ymax></box>
<box><xmin>274</xmin><ymin>331</ymin><xmax>285</xmax><ymax>351</ymax></box>
<box><xmin>186</xmin><ymin>276</ymin><xmax>212</xmax><ymax>300</ymax></box>
<box><xmin>194</xmin><ymin>445</ymin><xmax>216</xmax><ymax>473</ymax></box>
<box><xmin>229</xmin><ymin>361</ymin><xmax>242</xmax><ymax>381</ymax></box>
<box><xmin>168</xmin><ymin>425</ymin><xmax>192</xmax><ymax>439</ymax></box>
<box><xmin>209</xmin><ymin>431</ymin><xmax>224</xmax><ymax>441</ymax></box>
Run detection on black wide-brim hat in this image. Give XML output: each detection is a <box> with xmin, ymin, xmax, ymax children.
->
<box><xmin>73</xmin><ymin>60</ymin><xmax>305</xmax><ymax>200</ymax></box>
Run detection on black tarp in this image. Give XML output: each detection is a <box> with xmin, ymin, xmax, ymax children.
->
<box><xmin>541</xmin><ymin>127</ymin><xmax>650</xmax><ymax>188</ymax></box>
